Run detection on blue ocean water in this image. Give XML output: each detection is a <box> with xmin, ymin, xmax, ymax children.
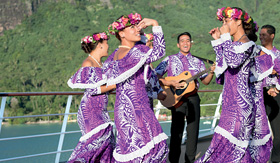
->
<box><xmin>0</xmin><ymin>119</ymin><xmax>214</xmax><ymax>163</ymax></box>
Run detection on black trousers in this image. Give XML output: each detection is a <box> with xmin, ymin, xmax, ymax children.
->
<box><xmin>169</xmin><ymin>93</ymin><xmax>200</xmax><ymax>163</ymax></box>
<box><xmin>264</xmin><ymin>88</ymin><xmax>280</xmax><ymax>162</ymax></box>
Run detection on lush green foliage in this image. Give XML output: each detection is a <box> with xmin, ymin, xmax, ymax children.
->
<box><xmin>1</xmin><ymin>0</ymin><xmax>280</xmax><ymax>123</ymax></box>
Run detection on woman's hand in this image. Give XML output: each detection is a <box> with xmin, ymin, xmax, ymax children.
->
<box><xmin>137</xmin><ymin>18</ymin><xmax>158</xmax><ymax>30</ymax></box>
<box><xmin>100</xmin><ymin>84</ymin><xmax>116</xmax><ymax>94</ymax></box>
<box><xmin>219</xmin><ymin>24</ymin><xmax>230</xmax><ymax>35</ymax></box>
<box><xmin>209</xmin><ymin>27</ymin><xmax>221</xmax><ymax>40</ymax></box>
<box><xmin>210</xmin><ymin>63</ymin><xmax>216</xmax><ymax>74</ymax></box>
<box><xmin>267</xmin><ymin>87</ymin><xmax>279</xmax><ymax>97</ymax></box>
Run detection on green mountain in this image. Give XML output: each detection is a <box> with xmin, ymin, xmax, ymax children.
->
<box><xmin>1</xmin><ymin>0</ymin><xmax>280</xmax><ymax>123</ymax></box>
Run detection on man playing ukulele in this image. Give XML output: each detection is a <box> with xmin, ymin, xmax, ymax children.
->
<box><xmin>155</xmin><ymin>32</ymin><xmax>215</xmax><ymax>163</ymax></box>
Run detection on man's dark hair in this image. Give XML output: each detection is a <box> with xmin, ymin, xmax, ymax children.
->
<box><xmin>261</xmin><ymin>25</ymin><xmax>276</xmax><ymax>35</ymax></box>
<box><xmin>177</xmin><ymin>32</ymin><xmax>192</xmax><ymax>43</ymax></box>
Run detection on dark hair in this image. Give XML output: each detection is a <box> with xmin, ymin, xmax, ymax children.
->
<box><xmin>261</xmin><ymin>24</ymin><xmax>276</xmax><ymax>35</ymax></box>
<box><xmin>81</xmin><ymin>33</ymin><xmax>105</xmax><ymax>53</ymax></box>
<box><xmin>232</xmin><ymin>7</ymin><xmax>258</xmax><ymax>42</ymax></box>
<box><xmin>177</xmin><ymin>32</ymin><xmax>192</xmax><ymax>43</ymax></box>
<box><xmin>116</xmin><ymin>31</ymin><xmax>122</xmax><ymax>42</ymax></box>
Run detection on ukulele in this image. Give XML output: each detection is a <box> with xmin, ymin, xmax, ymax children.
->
<box><xmin>160</xmin><ymin>67</ymin><xmax>211</xmax><ymax>108</ymax></box>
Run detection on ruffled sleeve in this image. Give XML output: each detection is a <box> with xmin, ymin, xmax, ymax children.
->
<box><xmin>211</xmin><ymin>36</ymin><xmax>226</xmax><ymax>84</ymax></box>
<box><xmin>250</xmin><ymin>46</ymin><xmax>276</xmax><ymax>82</ymax></box>
<box><xmin>145</xmin><ymin>26</ymin><xmax>166</xmax><ymax>63</ymax></box>
<box><xmin>222</xmin><ymin>33</ymin><xmax>255</xmax><ymax>68</ymax></box>
<box><xmin>212</xmin><ymin>33</ymin><xmax>256</xmax><ymax>83</ymax></box>
<box><xmin>67</xmin><ymin>67</ymin><xmax>106</xmax><ymax>95</ymax></box>
<box><xmin>211</xmin><ymin>38</ymin><xmax>226</xmax><ymax>79</ymax></box>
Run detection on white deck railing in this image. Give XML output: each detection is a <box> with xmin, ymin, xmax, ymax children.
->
<box><xmin>0</xmin><ymin>91</ymin><xmax>222</xmax><ymax>163</ymax></box>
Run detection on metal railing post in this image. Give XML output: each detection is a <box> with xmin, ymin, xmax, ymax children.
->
<box><xmin>211</xmin><ymin>92</ymin><xmax>223</xmax><ymax>131</ymax></box>
<box><xmin>55</xmin><ymin>95</ymin><xmax>72</xmax><ymax>163</ymax></box>
<box><xmin>0</xmin><ymin>97</ymin><xmax>7</xmax><ymax>134</ymax></box>
<box><xmin>154</xmin><ymin>101</ymin><xmax>163</xmax><ymax>119</ymax></box>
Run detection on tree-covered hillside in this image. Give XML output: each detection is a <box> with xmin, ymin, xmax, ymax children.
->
<box><xmin>1</xmin><ymin>0</ymin><xmax>280</xmax><ymax>123</ymax></box>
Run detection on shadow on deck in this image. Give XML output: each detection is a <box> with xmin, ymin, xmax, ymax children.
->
<box><xmin>166</xmin><ymin>134</ymin><xmax>213</xmax><ymax>163</ymax></box>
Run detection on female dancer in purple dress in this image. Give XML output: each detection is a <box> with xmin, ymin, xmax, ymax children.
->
<box><xmin>196</xmin><ymin>7</ymin><xmax>274</xmax><ymax>162</ymax></box>
<box><xmin>103</xmin><ymin>13</ymin><xmax>169</xmax><ymax>162</ymax></box>
<box><xmin>67</xmin><ymin>32</ymin><xmax>116</xmax><ymax>163</ymax></box>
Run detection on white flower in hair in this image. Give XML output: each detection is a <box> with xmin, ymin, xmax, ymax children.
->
<box><xmin>88</xmin><ymin>37</ymin><xmax>93</xmax><ymax>42</ymax></box>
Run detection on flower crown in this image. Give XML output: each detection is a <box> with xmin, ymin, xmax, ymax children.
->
<box><xmin>108</xmin><ymin>13</ymin><xmax>142</xmax><ymax>35</ymax></box>
<box><xmin>145</xmin><ymin>33</ymin><xmax>153</xmax><ymax>41</ymax></box>
<box><xmin>216</xmin><ymin>7</ymin><xmax>259</xmax><ymax>32</ymax></box>
<box><xmin>81</xmin><ymin>31</ymin><xmax>110</xmax><ymax>44</ymax></box>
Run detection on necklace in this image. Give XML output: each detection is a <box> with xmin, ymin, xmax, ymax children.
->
<box><xmin>88</xmin><ymin>54</ymin><xmax>102</xmax><ymax>67</ymax></box>
<box><xmin>118</xmin><ymin>45</ymin><xmax>131</xmax><ymax>49</ymax></box>
<box><xmin>236</xmin><ymin>34</ymin><xmax>247</xmax><ymax>42</ymax></box>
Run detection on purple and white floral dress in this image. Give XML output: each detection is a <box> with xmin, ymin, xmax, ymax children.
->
<box><xmin>67</xmin><ymin>67</ymin><xmax>115</xmax><ymax>163</ymax></box>
<box><xmin>103</xmin><ymin>26</ymin><xmax>169</xmax><ymax>163</ymax></box>
<box><xmin>196</xmin><ymin>33</ymin><xmax>274</xmax><ymax>163</ymax></box>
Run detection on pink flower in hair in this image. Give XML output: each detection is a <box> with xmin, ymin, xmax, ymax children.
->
<box><xmin>134</xmin><ymin>13</ymin><xmax>142</xmax><ymax>21</ymax></box>
<box><xmin>238</xmin><ymin>10</ymin><xmax>242</xmax><ymax>19</ymax></box>
<box><xmin>108</xmin><ymin>24</ymin><xmax>115</xmax><ymax>35</ymax></box>
<box><xmin>108</xmin><ymin>13</ymin><xmax>142</xmax><ymax>35</ymax></box>
<box><xmin>85</xmin><ymin>36</ymin><xmax>90</xmax><ymax>43</ymax></box>
<box><xmin>112</xmin><ymin>22</ymin><xmax>119</xmax><ymax>30</ymax></box>
<box><xmin>81</xmin><ymin>32</ymin><xmax>110</xmax><ymax>44</ymax></box>
<box><xmin>244</xmin><ymin>13</ymin><xmax>249</xmax><ymax>22</ymax></box>
<box><xmin>92</xmin><ymin>32</ymin><xmax>109</xmax><ymax>41</ymax></box>
<box><xmin>121</xmin><ymin>17</ymin><xmax>129</xmax><ymax>26</ymax></box>
<box><xmin>116</xmin><ymin>22</ymin><xmax>125</xmax><ymax>30</ymax></box>
<box><xmin>93</xmin><ymin>34</ymin><xmax>101</xmax><ymax>41</ymax></box>
<box><xmin>128</xmin><ymin>13</ymin><xmax>134</xmax><ymax>24</ymax></box>
<box><xmin>81</xmin><ymin>36</ymin><xmax>90</xmax><ymax>43</ymax></box>
<box><xmin>100</xmin><ymin>32</ymin><xmax>108</xmax><ymax>40</ymax></box>
<box><xmin>216</xmin><ymin>7</ymin><xmax>225</xmax><ymax>21</ymax></box>
<box><xmin>128</xmin><ymin>13</ymin><xmax>142</xmax><ymax>24</ymax></box>
<box><xmin>231</xmin><ymin>9</ymin><xmax>239</xmax><ymax>19</ymax></box>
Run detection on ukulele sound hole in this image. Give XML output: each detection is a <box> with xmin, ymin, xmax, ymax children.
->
<box><xmin>175</xmin><ymin>83</ymin><xmax>189</xmax><ymax>95</ymax></box>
